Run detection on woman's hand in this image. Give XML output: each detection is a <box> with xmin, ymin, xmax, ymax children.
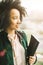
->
<box><xmin>29</xmin><ymin>55</ymin><xmax>36</xmax><ymax>65</ymax></box>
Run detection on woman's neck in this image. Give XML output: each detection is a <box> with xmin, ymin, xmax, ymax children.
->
<box><xmin>6</xmin><ymin>28</ymin><xmax>16</xmax><ymax>35</ymax></box>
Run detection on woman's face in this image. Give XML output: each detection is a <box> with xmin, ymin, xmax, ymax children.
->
<box><xmin>9</xmin><ymin>9</ymin><xmax>21</xmax><ymax>30</ymax></box>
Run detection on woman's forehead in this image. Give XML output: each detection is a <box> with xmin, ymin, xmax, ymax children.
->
<box><xmin>10</xmin><ymin>9</ymin><xmax>20</xmax><ymax>17</ymax></box>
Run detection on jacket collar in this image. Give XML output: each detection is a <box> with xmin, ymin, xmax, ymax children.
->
<box><xmin>0</xmin><ymin>30</ymin><xmax>27</xmax><ymax>49</ymax></box>
<box><xmin>0</xmin><ymin>30</ymin><xmax>23</xmax><ymax>41</ymax></box>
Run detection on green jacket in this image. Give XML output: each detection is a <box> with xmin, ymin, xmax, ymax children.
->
<box><xmin>0</xmin><ymin>31</ymin><xmax>28</xmax><ymax>65</ymax></box>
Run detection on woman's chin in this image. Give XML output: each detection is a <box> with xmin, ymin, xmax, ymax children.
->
<box><xmin>16</xmin><ymin>26</ymin><xmax>19</xmax><ymax>29</ymax></box>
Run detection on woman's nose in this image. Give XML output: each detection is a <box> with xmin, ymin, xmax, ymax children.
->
<box><xmin>17</xmin><ymin>19</ymin><xmax>21</xmax><ymax>24</ymax></box>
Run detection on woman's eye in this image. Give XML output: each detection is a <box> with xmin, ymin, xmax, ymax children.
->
<box><xmin>11</xmin><ymin>16</ymin><xmax>20</xmax><ymax>20</ymax></box>
<box><xmin>13</xmin><ymin>17</ymin><xmax>17</xmax><ymax>19</ymax></box>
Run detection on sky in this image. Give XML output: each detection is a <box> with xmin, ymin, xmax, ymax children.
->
<box><xmin>21</xmin><ymin>0</ymin><xmax>43</xmax><ymax>20</ymax></box>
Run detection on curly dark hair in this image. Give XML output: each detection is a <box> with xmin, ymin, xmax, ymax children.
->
<box><xmin>0</xmin><ymin>0</ymin><xmax>27</xmax><ymax>30</ymax></box>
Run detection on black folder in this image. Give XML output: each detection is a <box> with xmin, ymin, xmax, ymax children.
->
<box><xmin>27</xmin><ymin>35</ymin><xmax>39</xmax><ymax>56</ymax></box>
<box><xmin>26</xmin><ymin>35</ymin><xmax>39</xmax><ymax>65</ymax></box>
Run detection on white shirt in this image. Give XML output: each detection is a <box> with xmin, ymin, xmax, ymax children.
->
<box><xmin>8</xmin><ymin>34</ymin><xmax>26</xmax><ymax>65</ymax></box>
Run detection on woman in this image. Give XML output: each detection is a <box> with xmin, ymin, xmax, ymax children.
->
<box><xmin>0</xmin><ymin>0</ymin><xmax>37</xmax><ymax>65</ymax></box>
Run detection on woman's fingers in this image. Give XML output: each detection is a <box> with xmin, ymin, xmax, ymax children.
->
<box><xmin>29</xmin><ymin>56</ymin><xmax>36</xmax><ymax>65</ymax></box>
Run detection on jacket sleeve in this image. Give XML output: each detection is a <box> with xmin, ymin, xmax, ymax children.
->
<box><xmin>22</xmin><ymin>31</ymin><xmax>28</xmax><ymax>47</ymax></box>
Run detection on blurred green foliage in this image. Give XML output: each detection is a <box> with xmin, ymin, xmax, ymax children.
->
<box><xmin>35</xmin><ymin>61</ymin><xmax>43</xmax><ymax>65</ymax></box>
